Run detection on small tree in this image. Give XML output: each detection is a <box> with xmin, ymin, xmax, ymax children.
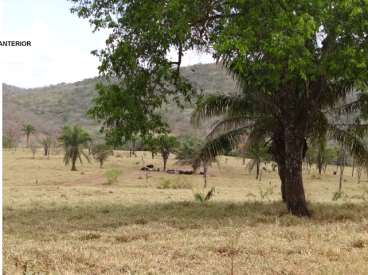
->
<box><xmin>22</xmin><ymin>124</ymin><xmax>35</xmax><ymax>147</ymax></box>
<box><xmin>157</xmin><ymin>134</ymin><xmax>178</xmax><ymax>171</ymax></box>
<box><xmin>176</xmin><ymin>136</ymin><xmax>212</xmax><ymax>187</ymax></box>
<box><xmin>245</xmin><ymin>143</ymin><xmax>270</xmax><ymax>180</ymax></box>
<box><xmin>143</xmin><ymin>135</ymin><xmax>160</xmax><ymax>159</ymax></box>
<box><xmin>307</xmin><ymin>138</ymin><xmax>337</xmax><ymax>175</ymax></box>
<box><xmin>40</xmin><ymin>136</ymin><xmax>53</xmax><ymax>157</ymax></box>
<box><xmin>92</xmin><ymin>144</ymin><xmax>113</xmax><ymax>168</ymax></box>
<box><xmin>59</xmin><ymin>125</ymin><xmax>91</xmax><ymax>171</ymax></box>
<box><xmin>176</xmin><ymin>136</ymin><xmax>204</xmax><ymax>165</ymax></box>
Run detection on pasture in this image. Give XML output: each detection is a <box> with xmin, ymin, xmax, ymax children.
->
<box><xmin>3</xmin><ymin>149</ymin><xmax>368</xmax><ymax>274</ymax></box>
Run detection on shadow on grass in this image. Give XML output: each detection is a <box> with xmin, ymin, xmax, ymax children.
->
<box><xmin>4</xmin><ymin>200</ymin><xmax>368</xmax><ymax>238</ymax></box>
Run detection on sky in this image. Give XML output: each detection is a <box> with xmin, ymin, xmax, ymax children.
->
<box><xmin>0</xmin><ymin>0</ymin><xmax>214</xmax><ymax>88</ymax></box>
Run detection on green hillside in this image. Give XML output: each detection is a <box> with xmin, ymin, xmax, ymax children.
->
<box><xmin>3</xmin><ymin>64</ymin><xmax>238</xmax><ymax>142</ymax></box>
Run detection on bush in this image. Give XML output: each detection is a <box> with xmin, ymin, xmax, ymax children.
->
<box><xmin>92</xmin><ymin>144</ymin><xmax>113</xmax><ymax>168</ymax></box>
<box><xmin>193</xmin><ymin>188</ymin><xmax>215</xmax><ymax>203</ymax></box>
<box><xmin>104</xmin><ymin>169</ymin><xmax>121</xmax><ymax>185</ymax></box>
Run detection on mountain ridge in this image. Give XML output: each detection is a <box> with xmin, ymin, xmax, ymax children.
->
<box><xmin>3</xmin><ymin>63</ymin><xmax>238</xmax><ymax>144</ymax></box>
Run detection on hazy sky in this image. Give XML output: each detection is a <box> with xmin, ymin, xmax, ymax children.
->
<box><xmin>0</xmin><ymin>0</ymin><xmax>214</xmax><ymax>88</ymax></box>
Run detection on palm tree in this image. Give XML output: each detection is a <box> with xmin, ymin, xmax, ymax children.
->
<box><xmin>59</xmin><ymin>126</ymin><xmax>91</xmax><ymax>171</ymax></box>
<box><xmin>22</xmin><ymin>124</ymin><xmax>35</xmax><ymax>147</ymax></box>
<box><xmin>143</xmin><ymin>135</ymin><xmax>160</xmax><ymax>159</ymax></box>
<box><xmin>245</xmin><ymin>142</ymin><xmax>270</xmax><ymax>180</ymax></box>
<box><xmin>192</xmin><ymin>89</ymin><xmax>368</xmax><ymax>216</ymax></box>
<box><xmin>157</xmin><ymin>134</ymin><xmax>178</xmax><ymax>171</ymax></box>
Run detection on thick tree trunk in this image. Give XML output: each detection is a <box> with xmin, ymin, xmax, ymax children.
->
<box><xmin>271</xmin><ymin>132</ymin><xmax>287</xmax><ymax>202</ymax></box>
<box><xmin>283</xmin><ymin>128</ymin><xmax>310</xmax><ymax>217</ymax></box>
<box><xmin>278</xmin><ymin>163</ymin><xmax>287</xmax><ymax>202</ymax></box>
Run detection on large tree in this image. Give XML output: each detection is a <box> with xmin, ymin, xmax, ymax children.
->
<box><xmin>70</xmin><ymin>0</ymin><xmax>368</xmax><ymax>216</ymax></box>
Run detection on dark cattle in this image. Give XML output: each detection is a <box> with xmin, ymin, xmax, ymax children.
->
<box><xmin>179</xmin><ymin>170</ymin><xmax>194</xmax><ymax>175</ymax></box>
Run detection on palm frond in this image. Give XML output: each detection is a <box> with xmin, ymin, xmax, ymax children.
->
<box><xmin>207</xmin><ymin>116</ymin><xmax>253</xmax><ymax>139</ymax></box>
<box><xmin>198</xmin><ymin>127</ymin><xmax>248</xmax><ymax>161</ymax></box>
<box><xmin>328</xmin><ymin>125</ymin><xmax>368</xmax><ymax>165</ymax></box>
<box><xmin>191</xmin><ymin>94</ymin><xmax>250</xmax><ymax>126</ymax></box>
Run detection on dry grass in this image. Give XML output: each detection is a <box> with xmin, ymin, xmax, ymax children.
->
<box><xmin>3</xmin><ymin>149</ymin><xmax>368</xmax><ymax>274</ymax></box>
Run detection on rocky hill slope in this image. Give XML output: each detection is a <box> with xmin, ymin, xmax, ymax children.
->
<box><xmin>3</xmin><ymin>64</ymin><xmax>238</xmax><ymax>143</ymax></box>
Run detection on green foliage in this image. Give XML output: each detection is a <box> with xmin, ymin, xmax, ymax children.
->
<box><xmin>22</xmin><ymin>124</ymin><xmax>35</xmax><ymax>136</ymax></box>
<box><xmin>176</xmin><ymin>135</ymin><xmax>204</xmax><ymax>161</ymax></box>
<box><xmin>194</xmin><ymin>188</ymin><xmax>215</xmax><ymax>203</ymax></box>
<box><xmin>87</xmin><ymin>80</ymin><xmax>170</xmax><ymax>148</ymax></box>
<box><xmin>92</xmin><ymin>144</ymin><xmax>113</xmax><ymax>168</ymax></box>
<box><xmin>104</xmin><ymin>168</ymin><xmax>121</xmax><ymax>185</ymax></box>
<box><xmin>59</xmin><ymin>125</ymin><xmax>91</xmax><ymax>171</ymax></box>
<box><xmin>142</xmin><ymin>134</ymin><xmax>160</xmax><ymax>158</ymax></box>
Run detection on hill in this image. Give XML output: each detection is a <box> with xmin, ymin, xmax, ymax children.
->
<box><xmin>3</xmin><ymin>64</ymin><xmax>238</xmax><ymax>143</ymax></box>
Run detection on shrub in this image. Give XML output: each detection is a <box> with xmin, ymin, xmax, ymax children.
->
<box><xmin>193</xmin><ymin>187</ymin><xmax>215</xmax><ymax>203</ymax></box>
<box><xmin>104</xmin><ymin>168</ymin><xmax>121</xmax><ymax>185</ymax></box>
<box><xmin>92</xmin><ymin>144</ymin><xmax>113</xmax><ymax>168</ymax></box>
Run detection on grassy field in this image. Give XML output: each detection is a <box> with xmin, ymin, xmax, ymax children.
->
<box><xmin>3</xmin><ymin>149</ymin><xmax>368</xmax><ymax>274</ymax></box>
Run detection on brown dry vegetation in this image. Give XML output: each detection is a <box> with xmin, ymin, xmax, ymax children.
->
<box><xmin>3</xmin><ymin>149</ymin><xmax>368</xmax><ymax>274</ymax></box>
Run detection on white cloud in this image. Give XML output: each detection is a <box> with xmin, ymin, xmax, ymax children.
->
<box><xmin>0</xmin><ymin>0</ymin><xmax>214</xmax><ymax>89</ymax></box>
